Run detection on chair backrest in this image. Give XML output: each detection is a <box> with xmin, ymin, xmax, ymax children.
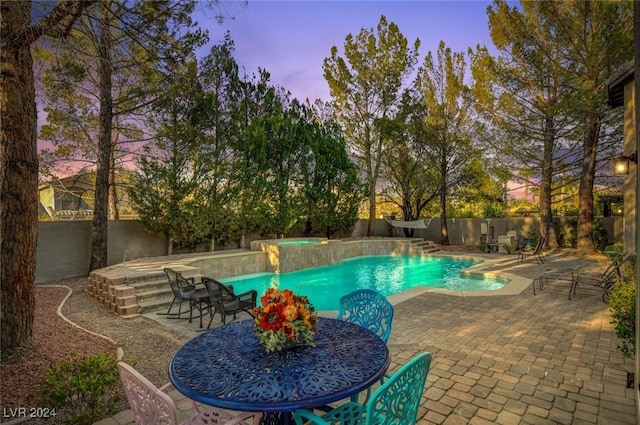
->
<box><xmin>118</xmin><ymin>362</ymin><xmax>179</xmax><ymax>425</ymax></box>
<box><xmin>202</xmin><ymin>277</ymin><xmax>234</xmax><ymax>300</ymax></box>
<box><xmin>337</xmin><ymin>289</ymin><xmax>394</xmax><ymax>343</ymax></box>
<box><xmin>531</xmin><ymin>236</ymin><xmax>545</xmax><ymax>254</ymax></box>
<box><xmin>164</xmin><ymin>268</ymin><xmax>195</xmax><ymax>299</ymax></box>
<box><xmin>202</xmin><ymin>277</ymin><xmax>241</xmax><ymax>314</ymax></box>
<box><xmin>365</xmin><ymin>352</ymin><xmax>432</xmax><ymax>425</ymax></box>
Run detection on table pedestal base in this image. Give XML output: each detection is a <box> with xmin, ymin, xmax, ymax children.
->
<box><xmin>261</xmin><ymin>411</ymin><xmax>292</xmax><ymax>425</ymax></box>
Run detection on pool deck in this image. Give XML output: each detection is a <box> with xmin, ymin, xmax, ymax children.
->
<box><xmin>94</xmin><ymin>248</ymin><xmax>636</xmax><ymax>425</ymax></box>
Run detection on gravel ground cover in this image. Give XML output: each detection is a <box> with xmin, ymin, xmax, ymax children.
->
<box><xmin>0</xmin><ymin>277</ymin><xmax>187</xmax><ymax>424</ymax></box>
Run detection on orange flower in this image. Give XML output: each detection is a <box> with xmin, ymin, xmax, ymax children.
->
<box><xmin>282</xmin><ymin>322</ymin><xmax>296</xmax><ymax>339</ymax></box>
<box><xmin>283</xmin><ymin>304</ymin><xmax>298</xmax><ymax>321</ymax></box>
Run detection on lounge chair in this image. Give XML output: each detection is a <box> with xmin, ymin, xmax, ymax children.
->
<box><xmin>337</xmin><ymin>289</ymin><xmax>394</xmax><ymax>343</ymax></box>
<box><xmin>518</xmin><ymin>236</ymin><xmax>546</xmax><ymax>265</ymax></box>
<box><xmin>118</xmin><ymin>362</ymin><xmax>261</xmax><ymax>425</ymax></box>
<box><xmin>292</xmin><ymin>352</ymin><xmax>431</xmax><ymax>425</ymax></box>
<box><xmin>570</xmin><ymin>251</ymin><xmax>631</xmax><ymax>303</ymax></box>
<box><xmin>531</xmin><ymin>269</ymin><xmax>573</xmax><ymax>298</ymax></box>
<box><xmin>201</xmin><ymin>277</ymin><xmax>257</xmax><ymax>328</ymax></box>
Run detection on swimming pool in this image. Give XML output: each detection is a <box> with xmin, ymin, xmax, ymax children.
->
<box><xmin>221</xmin><ymin>255</ymin><xmax>506</xmax><ymax>311</ymax></box>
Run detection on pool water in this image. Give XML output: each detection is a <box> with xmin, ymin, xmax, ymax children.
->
<box><xmin>276</xmin><ymin>240</ymin><xmax>321</xmax><ymax>246</ymax></box>
<box><xmin>222</xmin><ymin>255</ymin><xmax>505</xmax><ymax>311</ymax></box>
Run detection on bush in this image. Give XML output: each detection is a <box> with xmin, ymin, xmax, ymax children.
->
<box><xmin>609</xmin><ymin>259</ymin><xmax>637</xmax><ymax>359</ymax></box>
<box><xmin>38</xmin><ymin>352</ymin><xmax>122</xmax><ymax>425</ymax></box>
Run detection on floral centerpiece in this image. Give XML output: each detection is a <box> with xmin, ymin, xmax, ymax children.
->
<box><xmin>252</xmin><ymin>287</ymin><xmax>317</xmax><ymax>352</ymax></box>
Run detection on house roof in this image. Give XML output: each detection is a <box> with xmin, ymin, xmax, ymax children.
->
<box><xmin>607</xmin><ymin>60</ymin><xmax>634</xmax><ymax>108</ymax></box>
<box><xmin>38</xmin><ymin>173</ymin><xmax>94</xmax><ymax>192</ymax></box>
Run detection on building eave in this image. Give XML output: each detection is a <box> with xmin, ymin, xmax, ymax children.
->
<box><xmin>607</xmin><ymin>60</ymin><xmax>635</xmax><ymax>108</ymax></box>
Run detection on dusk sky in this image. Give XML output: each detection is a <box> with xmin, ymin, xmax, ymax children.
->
<box><xmin>196</xmin><ymin>0</ymin><xmax>497</xmax><ymax>102</ymax></box>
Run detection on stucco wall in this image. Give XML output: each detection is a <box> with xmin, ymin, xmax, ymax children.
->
<box><xmin>36</xmin><ymin>221</ymin><xmax>166</xmax><ymax>283</ymax></box>
<box><xmin>35</xmin><ymin>217</ymin><xmax>623</xmax><ymax>283</ymax></box>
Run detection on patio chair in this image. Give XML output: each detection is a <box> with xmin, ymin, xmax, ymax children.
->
<box><xmin>201</xmin><ymin>277</ymin><xmax>257</xmax><ymax>328</ymax></box>
<box><xmin>292</xmin><ymin>352</ymin><xmax>432</xmax><ymax>425</ymax></box>
<box><xmin>571</xmin><ymin>251</ymin><xmax>631</xmax><ymax>303</ymax></box>
<box><xmin>159</xmin><ymin>268</ymin><xmax>209</xmax><ymax>322</ymax></box>
<box><xmin>118</xmin><ymin>362</ymin><xmax>261</xmax><ymax>425</ymax></box>
<box><xmin>337</xmin><ymin>289</ymin><xmax>394</xmax><ymax>343</ymax></box>
<box><xmin>518</xmin><ymin>235</ymin><xmax>546</xmax><ymax>265</ymax></box>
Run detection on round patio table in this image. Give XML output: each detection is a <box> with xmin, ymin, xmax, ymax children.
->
<box><xmin>169</xmin><ymin>317</ymin><xmax>389</xmax><ymax>421</ymax></box>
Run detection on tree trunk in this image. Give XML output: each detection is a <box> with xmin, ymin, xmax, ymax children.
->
<box><xmin>439</xmin><ymin>183</ymin><xmax>449</xmax><ymax>245</ymax></box>
<box><xmin>576</xmin><ymin>115</ymin><xmax>600</xmax><ymax>254</ymax></box>
<box><xmin>89</xmin><ymin>5</ymin><xmax>113</xmax><ymax>271</ymax></box>
<box><xmin>539</xmin><ymin>115</ymin><xmax>558</xmax><ymax>248</ymax></box>
<box><xmin>367</xmin><ymin>188</ymin><xmax>376</xmax><ymax>236</ymax></box>
<box><xmin>0</xmin><ymin>2</ymin><xmax>38</xmax><ymax>357</ymax></box>
<box><xmin>108</xmin><ymin>148</ymin><xmax>118</xmax><ymax>220</ymax></box>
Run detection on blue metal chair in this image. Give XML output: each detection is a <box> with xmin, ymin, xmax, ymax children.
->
<box><xmin>337</xmin><ymin>289</ymin><xmax>394</xmax><ymax>343</ymax></box>
<box><xmin>292</xmin><ymin>352</ymin><xmax>432</xmax><ymax>425</ymax></box>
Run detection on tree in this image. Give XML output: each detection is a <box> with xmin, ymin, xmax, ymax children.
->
<box><xmin>548</xmin><ymin>0</ymin><xmax>632</xmax><ymax>254</ymax></box>
<box><xmin>323</xmin><ymin>15</ymin><xmax>420</xmax><ymax>236</ymax></box>
<box><xmin>1</xmin><ymin>0</ymin><xmax>94</xmax><ymax>358</ymax></box>
<box><xmin>472</xmin><ymin>0</ymin><xmax>578</xmax><ymax>249</ymax></box>
<box><xmin>37</xmin><ymin>0</ymin><xmax>210</xmax><ymax>270</ymax></box>
<box><xmin>230</xmin><ymin>73</ymin><xmax>289</xmax><ymax>244</ymax></box>
<box><xmin>128</xmin><ymin>59</ymin><xmax>206</xmax><ymax>254</ymax></box>
<box><xmin>416</xmin><ymin>41</ymin><xmax>480</xmax><ymax>245</ymax></box>
<box><xmin>472</xmin><ymin>0</ymin><xmax>632</xmax><ymax>254</ymax></box>
<box><xmin>380</xmin><ymin>90</ymin><xmax>439</xmax><ymax>236</ymax></box>
<box><xmin>197</xmin><ymin>34</ymin><xmax>250</xmax><ymax>250</ymax></box>
<box><xmin>245</xmin><ymin>97</ymin><xmax>307</xmax><ymax>238</ymax></box>
<box><xmin>299</xmin><ymin>103</ymin><xmax>364</xmax><ymax>238</ymax></box>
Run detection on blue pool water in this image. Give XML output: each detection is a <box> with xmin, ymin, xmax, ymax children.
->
<box><xmin>276</xmin><ymin>240</ymin><xmax>321</xmax><ymax>246</ymax></box>
<box><xmin>221</xmin><ymin>255</ymin><xmax>505</xmax><ymax>311</ymax></box>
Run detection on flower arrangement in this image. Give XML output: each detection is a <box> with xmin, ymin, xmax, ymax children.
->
<box><xmin>252</xmin><ymin>287</ymin><xmax>317</xmax><ymax>352</ymax></box>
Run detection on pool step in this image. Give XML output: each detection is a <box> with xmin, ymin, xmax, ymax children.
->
<box><xmin>412</xmin><ymin>239</ymin><xmax>440</xmax><ymax>254</ymax></box>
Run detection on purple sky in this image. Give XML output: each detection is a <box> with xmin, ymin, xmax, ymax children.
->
<box><xmin>196</xmin><ymin>1</ymin><xmax>496</xmax><ymax>102</ymax></box>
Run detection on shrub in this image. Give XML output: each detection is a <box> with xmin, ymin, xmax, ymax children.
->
<box><xmin>609</xmin><ymin>258</ymin><xmax>637</xmax><ymax>359</ymax></box>
<box><xmin>38</xmin><ymin>352</ymin><xmax>122</xmax><ymax>425</ymax></box>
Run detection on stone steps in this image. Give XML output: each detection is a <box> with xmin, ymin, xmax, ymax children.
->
<box><xmin>411</xmin><ymin>239</ymin><xmax>440</xmax><ymax>254</ymax></box>
<box><xmin>88</xmin><ymin>268</ymin><xmax>205</xmax><ymax>317</ymax></box>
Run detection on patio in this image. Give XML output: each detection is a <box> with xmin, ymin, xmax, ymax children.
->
<box><xmin>95</xmin><ymin>250</ymin><xmax>636</xmax><ymax>425</ymax></box>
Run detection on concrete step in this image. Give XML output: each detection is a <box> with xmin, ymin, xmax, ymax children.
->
<box><xmin>128</xmin><ymin>278</ymin><xmax>169</xmax><ymax>294</ymax></box>
<box><xmin>411</xmin><ymin>239</ymin><xmax>438</xmax><ymax>248</ymax></box>
<box><xmin>138</xmin><ymin>295</ymin><xmax>177</xmax><ymax>315</ymax></box>
<box><xmin>124</xmin><ymin>271</ymin><xmax>206</xmax><ymax>315</ymax></box>
<box><xmin>414</xmin><ymin>241</ymin><xmax>436</xmax><ymax>247</ymax></box>
<box><xmin>135</xmin><ymin>287</ymin><xmax>175</xmax><ymax>305</ymax></box>
<box><xmin>124</xmin><ymin>270</ymin><xmax>201</xmax><ymax>286</ymax></box>
<box><xmin>127</xmin><ymin>273</ymin><xmax>204</xmax><ymax>296</ymax></box>
<box><xmin>422</xmin><ymin>246</ymin><xmax>441</xmax><ymax>254</ymax></box>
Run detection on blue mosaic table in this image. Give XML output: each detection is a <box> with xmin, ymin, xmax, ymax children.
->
<box><xmin>169</xmin><ymin>317</ymin><xmax>389</xmax><ymax>417</ymax></box>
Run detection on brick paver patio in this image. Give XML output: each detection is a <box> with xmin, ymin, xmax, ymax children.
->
<box><xmin>95</xmin><ymin>250</ymin><xmax>636</xmax><ymax>425</ymax></box>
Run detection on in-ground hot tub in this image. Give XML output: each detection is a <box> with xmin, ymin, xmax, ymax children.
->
<box><xmin>276</xmin><ymin>239</ymin><xmax>322</xmax><ymax>246</ymax></box>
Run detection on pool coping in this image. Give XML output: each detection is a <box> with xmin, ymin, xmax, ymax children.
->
<box><xmin>386</xmin><ymin>254</ymin><xmax>533</xmax><ymax>304</ymax></box>
<box><xmin>317</xmin><ymin>251</ymin><xmax>537</xmax><ymax>317</ymax></box>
